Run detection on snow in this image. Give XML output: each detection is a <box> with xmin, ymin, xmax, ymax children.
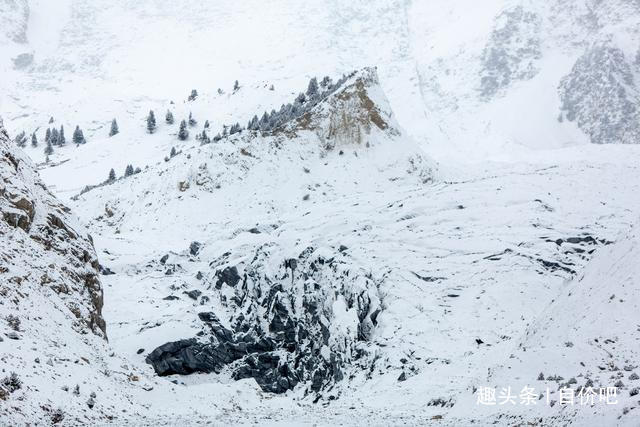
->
<box><xmin>2</xmin><ymin>0</ymin><xmax>640</xmax><ymax>425</ymax></box>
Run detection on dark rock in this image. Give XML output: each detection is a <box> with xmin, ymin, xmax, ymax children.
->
<box><xmin>136</xmin><ymin>348</ymin><xmax>145</xmax><ymax>355</ymax></box>
<box><xmin>197</xmin><ymin>312</ymin><xmax>220</xmax><ymax>323</ymax></box>
<box><xmin>6</xmin><ymin>332</ymin><xmax>20</xmax><ymax>340</ymax></box>
<box><xmin>148</xmin><ymin>247</ymin><xmax>379</xmax><ymax>395</ymax></box>
<box><xmin>195</xmin><ymin>271</ymin><xmax>203</xmax><ymax>280</ymax></box>
<box><xmin>99</xmin><ymin>265</ymin><xmax>115</xmax><ymax>275</ymax></box>
<box><xmin>397</xmin><ymin>372</ymin><xmax>407</xmax><ymax>382</ymax></box>
<box><xmin>215</xmin><ymin>266</ymin><xmax>241</xmax><ymax>289</ymax></box>
<box><xmin>160</xmin><ymin>254</ymin><xmax>169</xmax><ymax>264</ymax></box>
<box><xmin>146</xmin><ymin>339</ymin><xmax>224</xmax><ymax>376</ymax></box>
<box><xmin>163</xmin><ymin>295</ymin><xmax>179</xmax><ymax>301</ymax></box>
<box><xmin>338</xmin><ymin>245</ymin><xmax>348</xmax><ymax>252</ymax></box>
<box><xmin>189</xmin><ymin>241</ymin><xmax>202</xmax><ymax>256</ymax></box>
<box><xmin>248</xmin><ymin>227</ymin><xmax>261</xmax><ymax>234</ymax></box>
<box><xmin>185</xmin><ymin>290</ymin><xmax>201</xmax><ymax>300</ymax></box>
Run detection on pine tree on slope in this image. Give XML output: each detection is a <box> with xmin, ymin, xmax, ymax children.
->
<box><xmin>73</xmin><ymin>126</ymin><xmax>86</xmax><ymax>145</ymax></box>
<box><xmin>59</xmin><ymin>125</ymin><xmax>66</xmax><ymax>146</ymax></box>
<box><xmin>147</xmin><ymin>110</ymin><xmax>156</xmax><ymax>134</ymax></box>
<box><xmin>50</xmin><ymin>128</ymin><xmax>59</xmax><ymax>146</ymax></box>
<box><xmin>306</xmin><ymin>77</ymin><xmax>319</xmax><ymax>98</ymax></box>
<box><xmin>31</xmin><ymin>133</ymin><xmax>38</xmax><ymax>148</ymax></box>
<box><xmin>109</xmin><ymin>119</ymin><xmax>119</xmax><ymax>137</ymax></box>
<box><xmin>44</xmin><ymin>140</ymin><xmax>54</xmax><ymax>156</ymax></box>
<box><xmin>166</xmin><ymin>110</ymin><xmax>174</xmax><ymax>125</ymax></box>
<box><xmin>178</xmin><ymin>120</ymin><xmax>189</xmax><ymax>141</ymax></box>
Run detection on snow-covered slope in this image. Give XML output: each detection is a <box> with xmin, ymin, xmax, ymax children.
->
<box><xmin>74</xmin><ymin>68</ymin><xmax>436</xmax><ymax>395</ymax></box>
<box><xmin>63</xmin><ymin>68</ymin><xmax>640</xmax><ymax>424</ymax></box>
<box><xmin>454</xmin><ymin>220</ymin><xmax>640</xmax><ymax>425</ymax></box>
<box><xmin>3</xmin><ymin>1</ymin><xmax>640</xmax><ymax>425</ymax></box>
<box><xmin>3</xmin><ymin>0</ymin><xmax>640</xmax><ymax>169</ymax></box>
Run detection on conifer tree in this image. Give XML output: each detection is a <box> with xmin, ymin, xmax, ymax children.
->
<box><xmin>170</xmin><ymin>146</ymin><xmax>177</xmax><ymax>157</ymax></box>
<box><xmin>124</xmin><ymin>164</ymin><xmax>134</xmax><ymax>177</ymax></box>
<box><xmin>31</xmin><ymin>132</ymin><xmax>38</xmax><ymax>147</ymax></box>
<box><xmin>50</xmin><ymin>128</ymin><xmax>59</xmax><ymax>145</ymax></box>
<box><xmin>188</xmin><ymin>112</ymin><xmax>196</xmax><ymax>127</ymax></box>
<box><xmin>72</xmin><ymin>126</ymin><xmax>84</xmax><ymax>145</ymax></box>
<box><xmin>58</xmin><ymin>125</ymin><xmax>66</xmax><ymax>146</ymax></box>
<box><xmin>147</xmin><ymin>110</ymin><xmax>156</xmax><ymax>133</ymax></box>
<box><xmin>109</xmin><ymin>119</ymin><xmax>119</xmax><ymax>136</ymax></box>
<box><xmin>44</xmin><ymin>140</ymin><xmax>54</xmax><ymax>155</ymax></box>
<box><xmin>251</xmin><ymin>115</ymin><xmax>260</xmax><ymax>130</ymax></box>
<box><xmin>204</xmin><ymin>120</ymin><xmax>210</xmax><ymax>128</ymax></box>
<box><xmin>230</xmin><ymin>123</ymin><xmax>241</xmax><ymax>135</ymax></box>
<box><xmin>259</xmin><ymin>112</ymin><xmax>269</xmax><ymax>131</ymax></box>
<box><xmin>108</xmin><ymin>168</ymin><xmax>116</xmax><ymax>182</ymax></box>
<box><xmin>188</xmin><ymin>89</ymin><xmax>198</xmax><ymax>101</ymax></box>
<box><xmin>200</xmin><ymin>130</ymin><xmax>210</xmax><ymax>144</ymax></box>
<box><xmin>73</xmin><ymin>126</ymin><xmax>86</xmax><ymax>145</ymax></box>
<box><xmin>178</xmin><ymin>120</ymin><xmax>189</xmax><ymax>140</ymax></box>
<box><xmin>233</xmin><ymin>80</ymin><xmax>240</xmax><ymax>92</ymax></box>
<box><xmin>48</xmin><ymin>117</ymin><xmax>54</xmax><ymax>124</ymax></box>
<box><xmin>45</xmin><ymin>128</ymin><xmax>51</xmax><ymax>143</ymax></box>
<box><xmin>165</xmin><ymin>110</ymin><xmax>174</xmax><ymax>125</ymax></box>
<box><xmin>306</xmin><ymin>77</ymin><xmax>319</xmax><ymax>98</ymax></box>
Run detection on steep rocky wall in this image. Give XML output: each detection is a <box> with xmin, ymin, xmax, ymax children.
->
<box><xmin>559</xmin><ymin>42</ymin><xmax>640</xmax><ymax>145</ymax></box>
<box><xmin>0</xmin><ymin>118</ymin><xmax>106</xmax><ymax>338</ymax></box>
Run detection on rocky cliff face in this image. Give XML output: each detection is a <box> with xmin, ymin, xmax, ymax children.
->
<box><xmin>0</xmin><ymin>118</ymin><xmax>113</xmax><ymax>423</ymax></box>
<box><xmin>559</xmin><ymin>42</ymin><xmax>640</xmax><ymax>145</ymax></box>
<box><xmin>0</xmin><ymin>118</ymin><xmax>105</xmax><ymax>337</ymax></box>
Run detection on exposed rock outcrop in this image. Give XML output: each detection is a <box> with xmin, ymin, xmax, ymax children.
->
<box><xmin>480</xmin><ymin>5</ymin><xmax>542</xmax><ymax>99</ymax></box>
<box><xmin>559</xmin><ymin>41</ymin><xmax>640</xmax><ymax>144</ymax></box>
<box><xmin>147</xmin><ymin>245</ymin><xmax>381</xmax><ymax>394</ymax></box>
<box><xmin>0</xmin><ymin>118</ymin><xmax>106</xmax><ymax>337</ymax></box>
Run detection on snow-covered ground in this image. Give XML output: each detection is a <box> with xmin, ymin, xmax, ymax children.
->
<box><xmin>2</xmin><ymin>0</ymin><xmax>640</xmax><ymax>425</ymax></box>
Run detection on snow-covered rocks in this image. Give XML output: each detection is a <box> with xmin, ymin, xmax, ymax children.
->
<box><xmin>479</xmin><ymin>5</ymin><xmax>542</xmax><ymax>100</ymax></box>
<box><xmin>0</xmin><ymin>118</ymin><xmax>133</xmax><ymax>424</ymax></box>
<box><xmin>130</xmin><ymin>68</ymin><xmax>429</xmax><ymax>394</ymax></box>
<box><xmin>559</xmin><ymin>42</ymin><xmax>640</xmax><ymax>145</ymax></box>
<box><xmin>0</xmin><ymin>118</ymin><xmax>105</xmax><ymax>338</ymax></box>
